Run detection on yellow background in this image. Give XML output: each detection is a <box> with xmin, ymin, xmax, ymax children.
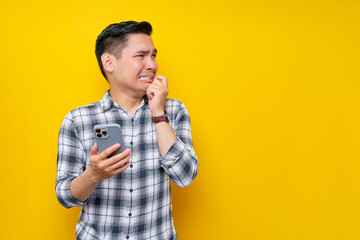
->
<box><xmin>0</xmin><ymin>0</ymin><xmax>359</xmax><ymax>239</ymax></box>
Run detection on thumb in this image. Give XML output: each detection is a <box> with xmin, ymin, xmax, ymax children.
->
<box><xmin>90</xmin><ymin>142</ymin><xmax>98</xmax><ymax>156</ymax></box>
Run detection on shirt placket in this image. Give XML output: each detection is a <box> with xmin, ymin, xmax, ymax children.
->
<box><xmin>124</xmin><ymin>111</ymin><xmax>141</xmax><ymax>240</ymax></box>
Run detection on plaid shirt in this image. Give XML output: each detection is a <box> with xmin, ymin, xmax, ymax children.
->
<box><xmin>56</xmin><ymin>91</ymin><xmax>198</xmax><ymax>240</ymax></box>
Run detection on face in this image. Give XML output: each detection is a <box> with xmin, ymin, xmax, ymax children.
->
<box><xmin>109</xmin><ymin>33</ymin><xmax>158</xmax><ymax>96</ymax></box>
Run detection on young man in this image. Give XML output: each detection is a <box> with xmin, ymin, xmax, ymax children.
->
<box><xmin>56</xmin><ymin>21</ymin><xmax>198</xmax><ymax>239</ymax></box>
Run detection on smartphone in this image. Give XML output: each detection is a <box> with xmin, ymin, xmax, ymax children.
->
<box><xmin>93</xmin><ymin>124</ymin><xmax>126</xmax><ymax>157</ymax></box>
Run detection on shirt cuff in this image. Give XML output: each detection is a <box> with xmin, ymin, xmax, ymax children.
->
<box><xmin>57</xmin><ymin>177</ymin><xmax>88</xmax><ymax>208</ymax></box>
<box><xmin>161</xmin><ymin>137</ymin><xmax>187</xmax><ymax>166</ymax></box>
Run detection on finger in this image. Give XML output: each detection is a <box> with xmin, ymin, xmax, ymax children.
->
<box><xmin>152</xmin><ymin>80</ymin><xmax>164</xmax><ymax>88</ymax></box>
<box><xmin>146</xmin><ymin>90</ymin><xmax>154</xmax><ymax>100</ymax></box>
<box><xmin>148</xmin><ymin>85</ymin><xmax>162</xmax><ymax>93</ymax></box>
<box><xmin>154</xmin><ymin>75</ymin><xmax>165</xmax><ymax>81</ymax></box>
<box><xmin>149</xmin><ymin>83</ymin><xmax>165</xmax><ymax>93</ymax></box>
<box><xmin>154</xmin><ymin>75</ymin><xmax>167</xmax><ymax>87</ymax></box>
<box><xmin>151</xmin><ymin>79</ymin><xmax>168</xmax><ymax>94</ymax></box>
<box><xmin>109</xmin><ymin>154</ymin><xmax>131</xmax><ymax>171</ymax></box>
<box><xmin>151</xmin><ymin>78</ymin><xmax>163</xmax><ymax>87</ymax></box>
<box><xmin>112</xmin><ymin>160</ymin><xmax>131</xmax><ymax>174</ymax></box>
<box><xmin>146</xmin><ymin>84</ymin><xmax>154</xmax><ymax>96</ymax></box>
<box><xmin>162</xmin><ymin>77</ymin><xmax>167</xmax><ymax>87</ymax></box>
<box><xmin>99</xmin><ymin>143</ymin><xmax>121</xmax><ymax>159</ymax></box>
<box><xmin>103</xmin><ymin>148</ymin><xmax>131</xmax><ymax>168</ymax></box>
<box><xmin>147</xmin><ymin>86</ymin><xmax>159</xmax><ymax>100</ymax></box>
<box><xmin>90</xmin><ymin>142</ymin><xmax>98</xmax><ymax>156</ymax></box>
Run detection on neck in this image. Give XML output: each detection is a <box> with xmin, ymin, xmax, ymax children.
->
<box><xmin>109</xmin><ymin>88</ymin><xmax>144</xmax><ymax>115</ymax></box>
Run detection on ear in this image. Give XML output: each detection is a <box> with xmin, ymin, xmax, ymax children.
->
<box><xmin>101</xmin><ymin>53</ymin><xmax>114</xmax><ymax>73</ymax></box>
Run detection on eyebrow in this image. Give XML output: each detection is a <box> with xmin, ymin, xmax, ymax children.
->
<box><xmin>135</xmin><ymin>49</ymin><xmax>157</xmax><ymax>54</ymax></box>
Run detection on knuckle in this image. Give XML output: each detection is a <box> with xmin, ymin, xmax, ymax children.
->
<box><xmin>90</xmin><ymin>155</ymin><xmax>98</xmax><ymax>163</ymax></box>
<box><xmin>121</xmin><ymin>150</ymin><xmax>128</xmax><ymax>157</ymax></box>
<box><xmin>124</xmin><ymin>161</ymin><xmax>130</xmax><ymax>168</ymax></box>
<box><xmin>98</xmin><ymin>163</ymin><xmax>106</xmax><ymax>171</ymax></box>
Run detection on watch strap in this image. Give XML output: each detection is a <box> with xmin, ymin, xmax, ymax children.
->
<box><xmin>152</xmin><ymin>114</ymin><xmax>169</xmax><ymax>123</ymax></box>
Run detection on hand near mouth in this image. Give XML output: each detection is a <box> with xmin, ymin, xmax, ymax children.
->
<box><xmin>146</xmin><ymin>75</ymin><xmax>168</xmax><ymax>116</ymax></box>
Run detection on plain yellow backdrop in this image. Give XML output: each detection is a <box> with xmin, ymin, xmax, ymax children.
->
<box><xmin>0</xmin><ymin>0</ymin><xmax>359</xmax><ymax>239</ymax></box>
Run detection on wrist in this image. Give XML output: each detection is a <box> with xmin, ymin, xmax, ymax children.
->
<box><xmin>84</xmin><ymin>166</ymin><xmax>102</xmax><ymax>185</ymax></box>
<box><xmin>151</xmin><ymin>110</ymin><xmax>165</xmax><ymax>116</ymax></box>
<box><xmin>152</xmin><ymin>114</ymin><xmax>169</xmax><ymax>124</ymax></box>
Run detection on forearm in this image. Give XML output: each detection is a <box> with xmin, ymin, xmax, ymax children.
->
<box><xmin>155</xmin><ymin>121</ymin><xmax>177</xmax><ymax>158</ymax></box>
<box><xmin>70</xmin><ymin>167</ymin><xmax>101</xmax><ymax>202</ymax></box>
<box><xmin>147</xmin><ymin>77</ymin><xmax>198</xmax><ymax>185</ymax></box>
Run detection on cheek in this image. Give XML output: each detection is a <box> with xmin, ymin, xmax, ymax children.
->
<box><xmin>124</xmin><ymin>61</ymin><xmax>142</xmax><ymax>79</ymax></box>
<box><xmin>132</xmin><ymin>61</ymin><xmax>144</xmax><ymax>72</ymax></box>
<box><xmin>154</xmin><ymin>61</ymin><xmax>159</xmax><ymax>73</ymax></box>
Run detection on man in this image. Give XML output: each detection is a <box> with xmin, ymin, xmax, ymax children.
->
<box><xmin>56</xmin><ymin>21</ymin><xmax>198</xmax><ymax>239</ymax></box>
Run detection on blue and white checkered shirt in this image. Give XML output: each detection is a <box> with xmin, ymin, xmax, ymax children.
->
<box><xmin>56</xmin><ymin>91</ymin><xmax>198</xmax><ymax>240</ymax></box>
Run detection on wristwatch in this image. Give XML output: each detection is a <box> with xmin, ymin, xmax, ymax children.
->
<box><xmin>152</xmin><ymin>114</ymin><xmax>169</xmax><ymax>123</ymax></box>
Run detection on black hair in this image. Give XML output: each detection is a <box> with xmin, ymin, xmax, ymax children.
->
<box><xmin>95</xmin><ymin>21</ymin><xmax>153</xmax><ymax>80</ymax></box>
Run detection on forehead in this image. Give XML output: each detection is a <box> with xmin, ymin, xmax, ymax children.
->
<box><xmin>123</xmin><ymin>33</ymin><xmax>155</xmax><ymax>52</ymax></box>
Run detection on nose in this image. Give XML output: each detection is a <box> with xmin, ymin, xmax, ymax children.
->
<box><xmin>145</xmin><ymin>56</ymin><xmax>157</xmax><ymax>72</ymax></box>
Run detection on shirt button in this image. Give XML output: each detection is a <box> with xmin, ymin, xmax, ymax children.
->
<box><xmin>130</xmin><ymin>141</ymin><xmax>133</xmax><ymax>145</ymax></box>
<box><xmin>130</xmin><ymin>189</ymin><xmax>133</xmax><ymax>193</ymax></box>
<box><xmin>126</xmin><ymin>236</ymin><xmax>129</xmax><ymax>239</ymax></box>
<box><xmin>130</xmin><ymin>164</ymin><xmax>133</xmax><ymax>168</ymax></box>
<box><xmin>129</xmin><ymin>213</ymin><xmax>132</xmax><ymax>217</ymax></box>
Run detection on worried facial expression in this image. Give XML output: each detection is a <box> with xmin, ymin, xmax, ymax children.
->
<box><xmin>109</xmin><ymin>33</ymin><xmax>158</xmax><ymax>96</ymax></box>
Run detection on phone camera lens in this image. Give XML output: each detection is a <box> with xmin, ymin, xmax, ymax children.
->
<box><xmin>96</xmin><ymin>133</ymin><xmax>102</xmax><ymax>138</ymax></box>
<box><xmin>102</xmin><ymin>131</ymin><xmax>107</xmax><ymax>136</ymax></box>
<box><xmin>95</xmin><ymin>129</ymin><xmax>101</xmax><ymax>133</ymax></box>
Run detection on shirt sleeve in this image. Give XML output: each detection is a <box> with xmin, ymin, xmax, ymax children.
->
<box><xmin>159</xmin><ymin>101</ymin><xmax>199</xmax><ymax>187</ymax></box>
<box><xmin>55</xmin><ymin>112</ymin><xmax>87</xmax><ymax>208</ymax></box>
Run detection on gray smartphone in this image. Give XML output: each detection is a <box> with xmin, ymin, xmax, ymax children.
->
<box><xmin>93</xmin><ymin>124</ymin><xmax>126</xmax><ymax>157</ymax></box>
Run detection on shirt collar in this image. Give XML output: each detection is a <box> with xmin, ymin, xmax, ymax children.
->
<box><xmin>100</xmin><ymin>90</ymin><xmax>113</xmax><ymax>112</ymax></box>
<box><xmin>100</xmin><ymin>90</ymin><xmax>149</xmax><ymax>113</ymax></box>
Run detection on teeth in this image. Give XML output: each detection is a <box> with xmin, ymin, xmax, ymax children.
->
<box><xmin>139</xmin><ymin>76</ymin><xmax>152</xmax><ymax>80</ymax></box>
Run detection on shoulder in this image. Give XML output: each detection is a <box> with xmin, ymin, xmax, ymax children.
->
<box><xmin>165</xmin><ymin>98</ymin><xmax>187</xmax><ymax>113</ymax></box>
<box><xmin>62</xmin><ymin>100</ymin><xmax>102</xmax><ymax>126</ymax></box>
<box><xmin>164</xmin><ymin>98</ymin><xmax>190</xmax><ymax>119</ymax></box>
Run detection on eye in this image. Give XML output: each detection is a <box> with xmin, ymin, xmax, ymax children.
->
<box><xmin>135</xmin><ymin>54</ymin><xmax>144</xmax><ymax>58</ymax></box>
<box><xmin>152</xmin><ymin>54</ymin><xmax>157</xmax><ymax>59</ymax></box>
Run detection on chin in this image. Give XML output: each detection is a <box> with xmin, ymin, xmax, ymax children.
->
<box><xmin>135</xmin><ymin>87</ymin><xmax>148</xmax><ymax>96</ymax></box>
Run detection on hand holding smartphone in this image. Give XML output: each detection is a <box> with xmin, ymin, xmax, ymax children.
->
<box><xmin>93</xmin><ymin>124</ymin><xmax>126</xmax><ymax>157</ymax></box>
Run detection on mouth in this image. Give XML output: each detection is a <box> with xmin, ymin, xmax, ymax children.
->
<box><xmin>138</xmin><ymin>76</ymin><xmax>153</xmax><ymax>83</ymax></box>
